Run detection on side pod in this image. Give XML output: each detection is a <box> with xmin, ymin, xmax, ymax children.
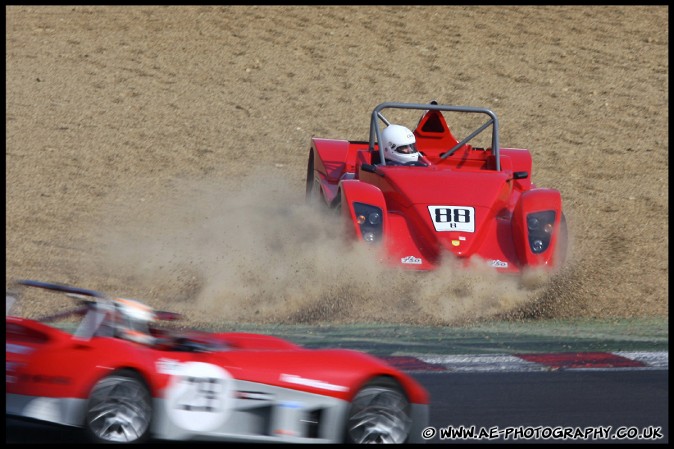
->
<box><xmin>511</xmin><ymin>188</ymin><xmax>563</xmax><ymax>268</ymax></box>
<box><xmin>339</xmin><ymin>180</ymin><xmax>388</xmax><ymax>242</ymax></box>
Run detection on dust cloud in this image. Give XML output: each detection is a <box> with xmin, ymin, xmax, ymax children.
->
<box><xmin>96</xmin><ymin>171</ymin><xmax>560</xmax><ymax>326</ymax></box>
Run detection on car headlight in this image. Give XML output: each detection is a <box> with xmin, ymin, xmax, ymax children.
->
<box><xmin>526</xmin><ymin>210</ymin><xmax>556</xmax><ymax>254</ymax></box>
<box><xmin>354</xmin><ymin>202</ymin><xmax>383</xmax><ymax>243</ymax></box>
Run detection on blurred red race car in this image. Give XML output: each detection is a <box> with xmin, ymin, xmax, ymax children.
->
<box><xmin>6</xmin><ymin>280</ymin><xmax>429</xmax><ymax>444</ymax></box>
<box><xmin>306</xmin><ymin>101</ymin><xmax>567</xmax><ymax>274</ymax></box>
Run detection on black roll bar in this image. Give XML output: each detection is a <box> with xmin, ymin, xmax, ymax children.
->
<box><xmin>368</xmin><ymin>102</ymin><xmax>501</xmax><ymax>171</ymax></box>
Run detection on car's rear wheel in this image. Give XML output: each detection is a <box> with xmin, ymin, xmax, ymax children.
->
<box><xmin>308</xmin><ymin>179</ymin><xmax>324</xmax><ymax>206</ymax></box>
<box><xmin>306</xmin><ymin>150</ymin><xmax>319</xmax><ymax>202</ymax></box>
<box><xmin>85</xmin><ymin>370</ymin><xmax>152</xmax><ymax>443</ymax></box>
<box><xmin>345</xmin><ymin>377</ymin><xmax>412</xmax><ymax>444</ymax></box>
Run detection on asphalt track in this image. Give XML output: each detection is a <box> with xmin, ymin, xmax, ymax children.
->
<box><xmin>6</xmin><ymin>317</ymin><xmax>668</xmax><ymax>444</ymax></box>
<box><xmin>417</xmin><ymin>369</ymin><xmax>668</xmax><ymax>444</ymax></box>
<box><xmin>6</xmin><ymin>369</ymin><xmax>668</xmax><ymax>444</ymax></box>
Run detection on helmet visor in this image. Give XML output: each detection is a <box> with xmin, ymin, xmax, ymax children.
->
<box><xmin>394</xmin><ymin>143</ymin><xmax>418</xmax><ymax>154</ymax></box>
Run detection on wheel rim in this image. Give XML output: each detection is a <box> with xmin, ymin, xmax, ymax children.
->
<box><xmin>347</xmin><ymin>385</ymin><xmax>412</xmax><ymax>444</ymax></box>
<box><xmin>87</xmin><ymin>375</ymin><xmax>152</xmax><ymax>442</ymax></box>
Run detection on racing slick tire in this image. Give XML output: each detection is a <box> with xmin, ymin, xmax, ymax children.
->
<box><xmin>305</xmin><ymin>151</ymin><xmax>321</xmax><ymax>204</ymax></box>
<box><xmin>84</xmin><ymin>369</ymin><xmax>153</xmax><ymax>444</ymax></box>
<box><xmin>344</xmin><ymin>376</ymin><xmax>413</xmax><ymax>444</ymax></box>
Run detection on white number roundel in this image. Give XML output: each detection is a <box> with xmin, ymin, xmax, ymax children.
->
<box><xmin>165</xmin><ymin>362</ymin><xmax>235</xmax><ymax>432</ymax></box>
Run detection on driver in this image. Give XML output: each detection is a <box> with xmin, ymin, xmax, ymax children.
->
<box><xmin>381</xmin><ymin>124</ymin><xmax>427</xmax><ymax>166</ymax></box>
<box><xmin>113</xmin><ymin>297</ymin><xmax>157</xmax><ymax>346</ymax></box>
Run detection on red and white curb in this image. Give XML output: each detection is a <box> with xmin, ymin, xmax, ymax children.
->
<box><xmin>382</xmin><ymin>351</ymin><xmax>668</xmax><ymax>372</ymax></box>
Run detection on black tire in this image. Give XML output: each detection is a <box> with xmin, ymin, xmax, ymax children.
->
<box><xmin>306</xmin><ymin>150</ymin><xmax>317</xmax><ymax>202</ymax></box>
<box><xmin>344</xmin><ymin>377</ymin><xmax>412</xmax><ymax>444</ymax></box>
<box><xmin>306</xmin><ymin>152</ymin><xmax>327</xmax><ymax>208</ymax></box>
<box><xmin>308</xmin><ymin>179</ymin><xmax>324</xmax><ymax>207</ymax></box>
<box><xmin>84</xmin><ymin>370</ymin><xmax>153</xmax><ymax>444</ymax></box>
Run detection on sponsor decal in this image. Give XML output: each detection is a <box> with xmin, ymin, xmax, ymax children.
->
<box><xmin>488</xmin><ymin>259</ymin><xmax>509</xmax><ymax>268</ymax></box>
<box><xmin>401</xmin><ymin>256</ymin><xmax>422</xmax><ymax>265</ymax></box>
<box><xmin>451</xmin><ymin>240</ymin><xmax>460</xmax><ymax>247</ymax></box>
<box><xmin>280</xmin><ymin>373</ymin><xmax>349</xmax><ymax>392</ymax></box>
<box><xmin>236</xmin><ymin>391</ymin><xmax>274</xmax><ymax>401</ymax></box>
<box><xmin>156</xmin><ymin>358</ymin><xmax>182</xmax><ymax>375</ymax></box>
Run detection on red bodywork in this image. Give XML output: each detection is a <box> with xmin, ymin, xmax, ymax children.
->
<box><xmin>306</xmin><ymin>103</ymin><xmax>567</xmax><ymax>274</ymax></box>
<box><xmin>6</xmin><ymin>280</ymin><xmax>430</xmax><ymax>442</ymax></box>
<box><xmin>6</xmin><ymin>316</ymin><xmax>427</xmax><ymax>404</ymax></box>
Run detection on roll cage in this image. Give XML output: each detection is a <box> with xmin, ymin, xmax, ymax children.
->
<box><xmin>369</xmin><ymin>101</ymin><xmax>502</xmax><ymax>171</ymax></box>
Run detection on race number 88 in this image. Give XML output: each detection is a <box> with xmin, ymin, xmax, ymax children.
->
<box><xmin>435</xmin><ymin>208</ymin><xmax>471</xmax><ymax>224</ymax></box>
<box><xmin>428</xmin><ymin>206</ymin><xmax>475</xmax><ymax>232</ymax></box>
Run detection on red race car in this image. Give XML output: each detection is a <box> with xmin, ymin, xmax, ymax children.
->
<box><xmin>306</xmin><ymin>101</ymin><xmax>567</xmax><ymax>274</ymax></box>
<box><xmin>6</xmin><ymin>280</ymin><xmax>429</xmax><ymax>443</ymax></box>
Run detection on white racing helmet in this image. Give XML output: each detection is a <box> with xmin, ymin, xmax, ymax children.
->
<box><xmin>113</xmin><ymin>297</ymin><xmax>156</xmax><ymax>345</ymax></box>
<box><xmin>382</xmin><ymin>124</ymin><xmax>419</xmax><ymax>164</ymax></box>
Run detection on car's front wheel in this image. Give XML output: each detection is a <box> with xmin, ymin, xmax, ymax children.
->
<box><xmin>85</xmin><ymin>370</ymin><xmax>153</xmax><ymax>443</ymax></box>
<box><xmin>345</xmin><ymin>377</ymin><xmax>412</xmax><ymax>444</ymax></box>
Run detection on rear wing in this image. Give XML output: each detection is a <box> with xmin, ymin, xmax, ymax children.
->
<box><xmin>6</xmin><ymin>279</ymin><xmax>110</xmax><ymax>317</ymax></box>
<box><xmin>16</xmin><ymin>279</ymin><xmax>109</xmax><ymax>299</ymax></box>
<box><xmin>8</xmin><ymin>279</ymin><xmax>114</xmax><ymax>341</ymax></box>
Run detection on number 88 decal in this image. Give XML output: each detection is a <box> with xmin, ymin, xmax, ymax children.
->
<box><xmin>428</xmin><ymin>206</ymin><xmax>475</xmax><ymax>232</ymax></box>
